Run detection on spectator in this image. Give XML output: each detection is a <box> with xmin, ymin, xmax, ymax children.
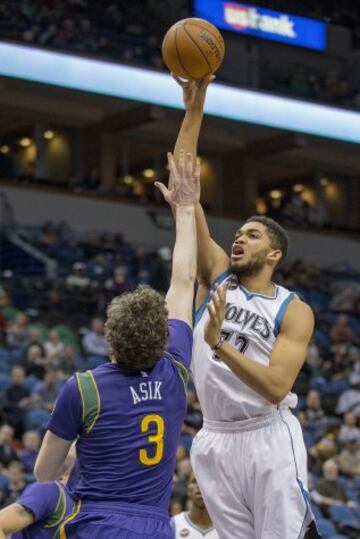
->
<box><xmin>56</xmin><ymin>345</ymin><xmax>77</xmax><ymax>379</ymax></box>
<box><xmin>21</xmin><ymin>344</ymin><xmax>47</xmax><ymax>380</ymax></box>
<box><xmin>336</xmin><ymin>382</ymin><xmax>360</xmax><ymax>416</ymax></box>
<box><xmin>18</xmin><ymin>430</ymin><xmax>41</xmax><ymax>474</ymax></box>
<box><xmin>330</xmin><ymin>286</ymin><xmax>358</xmax><ymax>313</ymax></box>
<box><xmin>330</xmin><ymin>314</ymin><xmax>357</xmax><ymax>344</ymax></box>
<box><xmin>66</xmin><ymin>262</ymin><xmax>90</xmax><ymax>289</ymax></box>
<box><xmin>3</xmin><ymin>461</ymin><xmax>26</xmax><ymax>506</ymax></box>
<box><xmin>6</xmin><ymin>312</ymin><xmax>29</xmax><ymax>350</ymax></box>
<box><xmin>337</xmin><ymin>412</ymin><xmax>360</xmax><ymax>444</ymax></box>
<box><xmin>309</xmin><ymin>437</ymin><xmax>337</xmax><ymax>475</ymax></box>
<box><xmin>105</xmin><ymin>266</ymin><xmax>132</xmax><ymax>295</ymax></box>
<box><xmin>23</xmin><ymin>328</ymin><xmax>45</xmax><ymax>358</ymax></box>
<box><xmin>311</xmin><ymin>459</ymin><xmax>357</xmax><ymax>510</ymax></box>
<box><xmin>3</xmin><ymin>367</ymin><xmax>32</xmax><ymax>437</ymax></box>
<box><xmin>44</xmin><ymin>329</ymin><xmax>64</xmax><ymax>360</ymax></box>
<box><xmin>336</xmin><ymin>434</ymin><xmax>360</xmax><ymax>478</ymax></box>
<box><xmin>33</xmin><ymin>369</ymin><xmax>60</xmax><ymax>413</ymax></box>
<box><xmin>82</xmin><ymin>317</ymin><xmax>108</xmax><ymax>358</ymax></box>
<box><xmin>0</xmin><ymin>426</ymin><xmax>18</xmax><ymax>468</ymax></box>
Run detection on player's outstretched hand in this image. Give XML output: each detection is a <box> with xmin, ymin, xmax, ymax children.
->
<box><xmin>204</xmin><ymin>283</ymin><xmax>227</xmax><ymax>349</ymax></box>
<box><xmin>172</xmin><ymin>73</ymin><xmax>215</xmax><ymax>113</ymax></box>
<box><xmin>155</xmin><ymin>149</ymin><xmax>200</xmax><ymax>207</ymax></box>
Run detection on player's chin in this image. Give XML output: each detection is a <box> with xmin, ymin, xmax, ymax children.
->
<box><xmin>230</xmin><ymin>257</ymin><xmax>246</xmax><ymax>270</ymax></box>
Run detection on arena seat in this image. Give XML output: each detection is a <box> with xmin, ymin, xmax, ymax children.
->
<box><xmin>316</xmin><ymin>518</ymin><xmax>337</xmax><ymax>537</ymax></box>
<box><xmin>329</xmin><ymin>505</ymin><xmax>360</xmax><ymax>531</ymax></box>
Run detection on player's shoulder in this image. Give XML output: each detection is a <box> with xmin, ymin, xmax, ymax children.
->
<box><xmin>20</xmin><ymin>481</ymin><xmax>60</xmax><ymax>498</ymax></box>
<box><xmin>282</xmin><ymin>294</ymin><xmax>314</xmax><ymax>333</ymax></box>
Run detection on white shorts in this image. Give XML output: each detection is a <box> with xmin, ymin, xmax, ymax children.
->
<box><xmin>191</xmin><ymin>409</ymin><xmax>319</xmax><ymax>539</ymax></box>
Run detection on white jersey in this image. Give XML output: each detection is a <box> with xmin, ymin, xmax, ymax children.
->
<box><xmin>192</xmin><ymin>271</ymin><xmax>298</xmax><ymax>421</ymax></box>
<box><xmin>171</xmin><ymin>512</ymin><xmax>219</xmax><ymax>538</ymax></box>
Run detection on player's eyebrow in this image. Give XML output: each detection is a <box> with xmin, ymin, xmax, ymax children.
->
<box><xmin>235</xmin><ymin>228</ymin><xmax>262</xmax><ymax>238</ymax></box>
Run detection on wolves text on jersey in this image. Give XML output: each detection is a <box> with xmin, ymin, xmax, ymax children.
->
<box><xmin>130</xmin><ymin>381</ymin><xmax>163</xmax><ymax>405</ymax></box>
<box><xmin>224</xmin><ymin>302</ymin><xmax>272</xmax><ymax>340</ymax></box>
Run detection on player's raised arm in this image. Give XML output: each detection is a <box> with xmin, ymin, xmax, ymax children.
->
<box><xmin>155</xmin><ymin>150</ymin><xmax>199</xmax><ymax>327</ymax></box>
<box><xmin>172</xmin><ymin>77</ymin><xmax>229</xmax><ymax>288</ymax></box>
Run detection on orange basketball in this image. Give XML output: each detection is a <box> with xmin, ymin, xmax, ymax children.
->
<box><xmin>162</xmin><ymin>18</ymin><xmax>225</xmax><ymax>80</ymax></box>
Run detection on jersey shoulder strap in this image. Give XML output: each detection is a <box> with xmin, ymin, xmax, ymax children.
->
<box><xmin>44</xmin><ymin>483</ymin><xmax>67</xmax><ymax>528</ymax></box>
<box><xmin>166</xmin><ymin>353</ymin><xmax>190</xmax><ymax>393</ymax></box>
<box><xmin>76</xmin><ymin>370</ymin><xmax>101</xmax><ymax>433</ymax></box>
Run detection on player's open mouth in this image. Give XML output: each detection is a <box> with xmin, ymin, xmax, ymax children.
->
<box><xmin>231</xmin><ymin>245</ymin><xmax>245</xmax><ymax>259</ymax></box>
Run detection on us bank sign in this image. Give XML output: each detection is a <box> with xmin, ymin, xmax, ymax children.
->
<box><xmin>194</xmin><ymin>0</ymin><xmax>327</xmax><ymax>51</ymax></box>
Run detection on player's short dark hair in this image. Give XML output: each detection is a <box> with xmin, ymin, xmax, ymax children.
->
<box><xmin>245</xmin><ymin>215</ymin><xmax>289</xmax><ymax>262</ymax></box>
<box><xmin>105</xmin><ymin>285</ymin><xmax>169</xmax><ymax>372</ymax></box>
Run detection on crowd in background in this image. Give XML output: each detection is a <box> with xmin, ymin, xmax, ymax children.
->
<box><xmin>0</xmin><ymin>222</ymin><xmax>359</xmax><ymax>535</ymax></box>
<box><xmin>1</xmin><ymin>0</ymin><xmax>360</xmax><ymax>110</ymax></box>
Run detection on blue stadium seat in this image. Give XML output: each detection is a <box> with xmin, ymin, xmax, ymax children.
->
<box><xmin>0</xmin><ymin>361</ymin><xmax>9</xmax><ymax>374</ymax></box>
<box><xmin>337</xmin><ymin>476</ymin><xmax>352</xmax><ymax>490</ymax></box>
<box><xmin>24</xmin><ymin>376</ymin><xmax>39</xmax><ymax>392</ymax></box>
<box><xmin>0</xmin><ymin>346</ymin><xmax>9</xmax><ymax>363</ymax></box>
<box><xmin>0</xmin><ymin>374</ymin><xmax>11</xmax><ymax>390</ymax></box>
<box><xmin>25</xmin><ymin>409</ymin><xmax>51</xmax><ymax>431</ymax></box>
<box><xmin>316</xmin><ymin>518</ymin><xmax>337</xmax><ymax>537</ymax></box>
<box><xmin>0</xmin><ymin>474</ymin><xmax>9</xmax><ymax>490</ymax></box>
<box><xmin>329</xmin><ymin>535</ymin><xmax>350</xmax><ymax>539</ymax></box>
<box><xmin>310</xmin><ymin>503</ymin><xmax>323</xmax><ymax>520</ymax></box>
<box><xmin>345</xmin><ymin>488</ymin><xmax>359</xmax><ymax>503</ymax></box>
<box><xmin>8</xmin><ymin>348</ymin><xmax>24</xmax><ymax>365</ymax></box>
<box><xmin>86</xmin><ymin>355</ymin><xmax>107</xmax><ymax>369</ymax></box>
<box><xmin>329</xmin><ymin>505</ymin><xmax>360</xmax><ymax>531</ymax></box>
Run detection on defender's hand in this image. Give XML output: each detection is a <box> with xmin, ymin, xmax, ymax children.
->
<box><xmin>172</xmin><ymin>73</ymin><xmax>215</xmax><ymax>113</ymax></box>
<box><xmin>155</xmin><ymin>150</ymin><xmax>200</xmax><ymax>207</ymax></box>
<box><xmin>204</xmin><ymin>284</ymin><xmax>227</xmax><ymax>348</ymax></box>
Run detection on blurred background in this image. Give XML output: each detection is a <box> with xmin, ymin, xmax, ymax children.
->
<box><xmin>0</xmin><ymin>1</ymin><xmax>359</xmax><ymax>537</ymax></box>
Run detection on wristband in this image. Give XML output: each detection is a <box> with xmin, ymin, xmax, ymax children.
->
<box><xmin>212</xmin><ymin>334</ymin><xmax>226</xmax><ymax>352</ymax></box>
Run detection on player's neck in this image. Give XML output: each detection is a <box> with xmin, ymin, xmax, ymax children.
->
<box><xmin>188</xmin><ymin>507</ymin><xmax>213</xmax><ymax>530</ymax></box>
<box><xmin>239</xmin><ymin>271</ymin><xmax>275</xmax><ymax>297</ymax></box>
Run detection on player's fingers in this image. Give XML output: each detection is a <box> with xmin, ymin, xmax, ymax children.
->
<box><xmin>167</xmin><ymin>152</ymin><xmax>177</xmax><ymax>177</ymax></box>
<box><xmin>206</xmin><ymin>303</ymin><xmax>216</xmax><ymax>320</ymax></box>
<box><xmin>154</xmin><ymin>182</ymin><xmax>169</xmax><ymax>199</ymax></box>
<box><xmin>178</xmin><ymin>149</ymin><xmax>185</xmax><ymax>178</ymax></box>
<box><xmin>210</xmin><ymin>290</ymin><xmax>221</xmax><ymax>313</ymax></box>
<box><xmin>171</xmin><ymin>73</ymin><xmax>186</xmax><ymax>88</ymax></box>
<box><xmin>200</xmin><ymin>74</ymin><xmax>216</xmax><ymax>90</ymax></box>
<box><xmin>194</xmin><ymin>157</ymin><xmax>201</xmax><ymax>184</ymax></box>
<box><xmin>185</xmin><ymin>152</ymin><xmax>193</xmax><ymax>178</ymax></box>
<box><xmin>218</xmin><ymin>284</ymin><xmax>227</xmax><ymax>306</ymax></box>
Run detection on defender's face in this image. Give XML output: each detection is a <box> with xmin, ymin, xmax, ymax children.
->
<box><xmin>230</xmin><ymin>222</ymin><xmax>271</xmax><ymax>270</ymax></box>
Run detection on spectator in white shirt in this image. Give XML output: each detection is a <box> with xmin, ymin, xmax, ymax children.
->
<box><xmin>82</xmin><ymin>317</ymin><xmax>108</xmax><ymax>357</ymax></box>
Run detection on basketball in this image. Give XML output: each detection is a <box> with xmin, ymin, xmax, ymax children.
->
<box><xmin>162</xmin><ymin>18</ymin><xmax>225</xmax><ymax>80</ymax></box>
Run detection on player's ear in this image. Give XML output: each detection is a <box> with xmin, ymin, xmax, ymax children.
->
<box><xmin>268</xmin><ymin>249</ymin><xmax>282</xmax><ymax>265</ymax></box>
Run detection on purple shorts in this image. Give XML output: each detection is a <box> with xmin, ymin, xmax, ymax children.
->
<box><xmin>61</xmin><ymin>500</ymin><xmax>172</xmax><ymax>538</ymax></box>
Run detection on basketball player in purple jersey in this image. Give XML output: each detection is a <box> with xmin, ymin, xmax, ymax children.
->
<box><xmin>0</xmin><ymin>449</ymin><xmax>75</xmax><ymax>539</ymax></box>
<box><xmin>161</xmin><ymin>77</ymin><xmax>321</xmax><ymax>538</ymax></box>
<box><xmin>34</xmin><ymin>150</ymin><xmax>200</xmax><ymax>538</ymax></box>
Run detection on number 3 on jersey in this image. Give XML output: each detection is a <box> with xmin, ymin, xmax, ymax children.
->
<box><xmin>139</xmin><ymin>414</ymin><xmax>165</xmax><ymax>466</ymax></box>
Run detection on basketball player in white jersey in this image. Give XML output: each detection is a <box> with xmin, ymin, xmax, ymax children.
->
<box><xmin>171</xmin><ymin>473</ymin><xmax>219</xmax><ymax>539</ymax></box>
<box><xmin>156</xmin><ymin>75</ymin><xmax>321</xmax><ymax>538</ymax></box>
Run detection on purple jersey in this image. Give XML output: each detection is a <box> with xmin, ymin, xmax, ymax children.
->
<box><xmin>47</xmin><ymin>319</ymin><xmax>192</xmax><ymax>512</ymax></box>
<box><xmin>12</xmin><ymin>482</ymin><xmax>73</xmax><ymax>539</ymax></box>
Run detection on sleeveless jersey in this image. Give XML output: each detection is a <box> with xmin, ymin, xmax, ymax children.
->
<box><xmin>192</xmin><ymin>272</ymin><xmax>298</xmax><ymax>421</ymax></box>
<box><xmin>171</xmin><ymin>512</ymin><xmax>219</xmax><ymax>538</ymax></box>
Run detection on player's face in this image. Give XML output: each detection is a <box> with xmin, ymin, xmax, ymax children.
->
<box><xmin>188</xmin><ymin>475</ymin><xmax>205</xmax><ymax>508</ymax></box>
<box><xmin>230</xmin><ymin>222</ymin><xmax>273</xmax><ymax>277</ymax></box>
